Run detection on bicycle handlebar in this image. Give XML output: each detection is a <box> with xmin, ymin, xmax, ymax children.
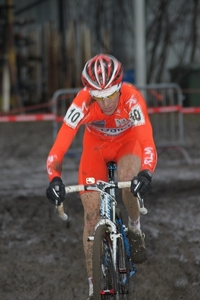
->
<box><xmin>64</xmin><ymin>181</ymin><xmax>132</xmax><ymax>194</ymax></box>
<box><xmin>55</xmin><ymin>180</ymin><xmax>147</xmax><ymax>221</ymax></box>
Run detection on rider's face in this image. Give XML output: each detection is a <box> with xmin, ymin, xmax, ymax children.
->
<box><xmin>94</xmin><ymin>92</ymin><xmax>120</xmax><ymax>115</ymax></box>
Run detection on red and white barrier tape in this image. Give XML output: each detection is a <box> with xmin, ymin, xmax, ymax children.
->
<box><xmin>148</xmin><ymin>106</ymin><xmax>200</xmax><ymax>114</ymax></box>
<box><xmin>181</xmin><ymin>107</ymin><xmax>200</xmax><ymax>114</ymax></box>
<box><xmin>0</xmin><ymin>114</ymin><xmax>63</xmax><ymax>122</ymax></box>
<box><xmin>147</xmin><ymin>105</ymin><xmax>181</xmax><ymax>114</ymax></box>
<box><xmin>0</xmin><ymin>106</ymin><xmax>200</xmax><ymax>123</ymax></box>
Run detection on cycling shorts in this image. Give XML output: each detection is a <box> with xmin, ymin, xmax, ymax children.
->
<box><xmin>78</xmin><ymin>129</ymin><xmax>142</xmax><ymax>190</ymax></box>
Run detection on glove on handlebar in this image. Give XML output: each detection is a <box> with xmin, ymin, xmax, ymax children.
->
<box><xmin>131</xmin><ymin>170</ymin><xmax>152</xmax><ymax>198</ymax></box>
<box><xmin>46</xmin><ymin>177</ymin><xmax>66</xmax><ymax>205</ymax></box>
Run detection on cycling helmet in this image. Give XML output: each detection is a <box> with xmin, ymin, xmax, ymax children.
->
<box><xmin>81</xmin><ymin>54</ymin><xmax>123</xmax><ymax>98</ymax></box>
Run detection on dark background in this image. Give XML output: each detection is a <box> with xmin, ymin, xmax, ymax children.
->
<box><xmin>0</xmin><ymin>0</ymin><xmax>200</xmax><ymax>109</ymax></box>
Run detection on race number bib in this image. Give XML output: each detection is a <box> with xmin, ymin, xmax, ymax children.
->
<box><xmin>129</xmin><ymin>104</ymin><xmax>145</xmax><ymax>126</ymax></box>
<box><xmin>64</xmin><ymin>103</ymin><xmax>84</xmax><ymax>129</ymax></box>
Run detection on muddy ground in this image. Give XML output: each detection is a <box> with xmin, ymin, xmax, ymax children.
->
<box><xmin>0</xmin><ymin>115</ymin><xmax>200</xmax><ymax>300</ymax></box>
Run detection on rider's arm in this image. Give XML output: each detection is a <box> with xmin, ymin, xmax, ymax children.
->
<box><xmin>125</xmin><ymin>85</ymin><xmax>157</xmax><ymax>174</ymax></box>
<box><xmin>124</xmin><ymin>85</ymin><xmax>157</xmax><ymax>198</ymax></box>
<box><xmin>46</xmin><ymin>122</ymin><xmax>79</xmax><ymax>181</ymax></box>
<box><xmin>46</xmin><ymin>88</ymin><xmax>92</xmax><ymax>181</ymax></box>
<box><xmin>135</xmin><ymin>113</ymin><xmax>157</xmax><ymax>174</ymax></box>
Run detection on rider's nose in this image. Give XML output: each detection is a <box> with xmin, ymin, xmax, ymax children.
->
<box><xmin>103</xmin><ymin>98</ymin><xmax>110</xmax><ymax>107</ymax></box>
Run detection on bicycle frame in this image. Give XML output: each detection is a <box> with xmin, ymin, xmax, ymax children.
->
<box><xmin>89</xmin><ymin>163</ymin><xmax>127</xmax><ymax>274</ymax></box>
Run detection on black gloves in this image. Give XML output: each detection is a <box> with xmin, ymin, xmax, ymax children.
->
<box><xmin>46</xmin><ymin>177</ymin><xmax>66</xmax><ymax>205</ymax></box>
<box><xmin>131</xmin><ymin>170</ymin><xmax>152</xmax><ymax>198</ymax></box>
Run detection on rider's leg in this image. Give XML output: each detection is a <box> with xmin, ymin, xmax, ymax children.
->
<box><xmin>78</xmin><ymin>133</ymin><xmax>108</xmax><ymax>297</ymax></box>
<box><xmin>117</xmin><ymin>153</ymin><xmax>147</xmax><ymax>263</ymax></box>
<box><xmin>117</xmin><ymin>154</ymin><xmax>141</xmax><ymax>222</ymax></box>
<box><xmin>80</xmin><ymin>191</ymin><xmax>100</xmax><ymax>279</ymax></box>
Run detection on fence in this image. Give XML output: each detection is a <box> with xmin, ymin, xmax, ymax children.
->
<box><xmin>138</xmin><ymin>83</ymin><xmax>193</xmax><ymax>163</ymax></box>
<box><xmin>50</xmin><ymin>83</ymin><xmax>192</xmax><ymax>163</ymax></box>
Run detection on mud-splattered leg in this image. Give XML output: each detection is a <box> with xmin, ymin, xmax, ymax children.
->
<box><xmin>80</xmin><ymin>191</ymin><xmax>100</xmax><ymax>278</ymax></box>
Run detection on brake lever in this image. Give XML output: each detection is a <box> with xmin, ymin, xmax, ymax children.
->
<box><xmin>137</xmin><ymin>193</ymin><xmax>148</xmax><ymax>215</ymax></box>
<box><xmin>54</xmin><ymin>200</ymin><xmax>68</xmax><ymax>220</ymax></box>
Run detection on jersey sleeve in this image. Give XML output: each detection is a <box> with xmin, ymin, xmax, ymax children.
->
<box><xmin>125</xmin><ymin>86</ymin><xmax>157</xmax><ymax>173</ymax></box>
<box><xmin>46</xmin><ymin>122</ymin><xmax>79</xmax><ymax>181</ymax></box>
<box><xmin>46</xmin><ymin>88</ymin><xmax>91</xmax><ymax>181</ymax></box>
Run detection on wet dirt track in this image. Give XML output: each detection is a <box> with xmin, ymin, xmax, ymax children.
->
<box><xmin>0</xmin><ymin>115</ymin><xmax>200</xmax><ymax>300</ymax></box>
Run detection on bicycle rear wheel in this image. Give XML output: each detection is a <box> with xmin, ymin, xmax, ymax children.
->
<box><xmin>93</xmin><ymin>224</ymin><xmax>117</xmax><ymax>300</ymax></box>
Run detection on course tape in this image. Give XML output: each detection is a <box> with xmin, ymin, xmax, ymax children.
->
<box><xmin>0</xmin><ymin>106</ymin><xmax>200</xmax><ymax>123</ymax></box>
<box><xmin>181</xmin><ymin>107</ymin><xmax>200</xmax><ymax>114</ymax></box>
<box><xmin>148</xmin><ymin>105</ymin><xmax>200</xmax><ymax>114</ymax></box>
<box><xmin>148</xmin><ymin>105</ymin><xmax>181</xmax><ymax>113</ymax></box>
<box><xmin>0</xmin><ymin>114</ymin><xmax>62</xmax><ymax>122</ymax></box>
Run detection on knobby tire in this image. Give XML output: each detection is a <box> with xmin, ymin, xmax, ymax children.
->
<box><xmin>117</xmin><ymin>235</ymin><xmax>130</xmax><ymax>300</ymax></box>
<box><xmin>116</xmin><ymin>208</ymin><xmax>130</xmax><ymax>300</ymax></box>
<box><xmin>93</xmin><ymin>225</ymin><xmax>117</xmax><ymax>300</ymax></box>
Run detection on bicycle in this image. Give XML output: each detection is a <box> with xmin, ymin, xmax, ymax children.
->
<box><xmin>55</xmin><ymin>161</ymin><xmax>147</xmax><ymax>299</ymax></box>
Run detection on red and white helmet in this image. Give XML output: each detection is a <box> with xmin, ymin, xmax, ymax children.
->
<box><xmin>81</xmin><ymin>54</ymin><xmax>123</xmax><ymax>98</ymax></box>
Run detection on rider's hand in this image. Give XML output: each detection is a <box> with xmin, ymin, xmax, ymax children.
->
<box><xmin>131</xmin><ymin>170</ymin><xmax>152</xmax><ymax>198</ymax></box>
<box><xmin>46</xmin><ymin>177</ymin><xmax>66</xmax><ymax>205</ymax></box>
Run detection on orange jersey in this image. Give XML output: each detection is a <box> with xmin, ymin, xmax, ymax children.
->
<box><xmin>47</xmin><ymin>83</ymin><xmax>157</xmax><ymax>181</ymax></box>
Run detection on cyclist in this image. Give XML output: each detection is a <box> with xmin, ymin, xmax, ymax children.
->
<box><xmin>46</xmin><ymin>54</ymin><xmax>157</xmax><ymax>300</ymax></box>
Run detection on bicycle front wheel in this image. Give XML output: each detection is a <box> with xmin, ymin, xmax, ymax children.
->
<box><xmin>116</xmin><ymin>208</ymin><xmax>130</xmax><ymax>300</ymax></box>
<box><xmin>117</xmin><ymin>236</ymin><xmax>130</xmax><ymax>300</ymax></box>
<box><xmin>93</xmin><ymin>225</ymin><xmax>117</xmax><ymax>300</ymax></box>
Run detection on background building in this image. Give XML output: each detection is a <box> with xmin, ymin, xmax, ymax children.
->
<box><xmin>0</xmin><ymin>0</ymin><xmax>199</xmax><ymax>109</ymax></box>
